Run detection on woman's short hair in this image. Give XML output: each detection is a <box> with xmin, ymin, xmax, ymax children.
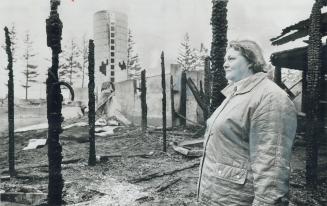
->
<box><xmin>228</xmin><ymin>40</ymin><xmax>266</xmax><ymax>73</ymax></box>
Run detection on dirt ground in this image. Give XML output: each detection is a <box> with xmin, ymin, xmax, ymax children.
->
<box><xmin>1</xmin><ymin>115</ymin><xmax>327</xmax><ymax>205</ymax></box>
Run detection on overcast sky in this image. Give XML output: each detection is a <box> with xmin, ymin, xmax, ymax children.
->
<box><xmin>0</xmin><ymin>0</ymin><xmax>316</xmax><ymax>98</ymax></box>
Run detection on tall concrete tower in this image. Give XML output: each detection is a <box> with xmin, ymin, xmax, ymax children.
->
<box><xmin>93</xmin><ymin>10</ymin><xmax>128</xmax><ymax>95</ymax></box>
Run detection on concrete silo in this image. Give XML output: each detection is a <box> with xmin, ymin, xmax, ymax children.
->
<box><xmin>93</xmin><ymin>10</ymin><xmax>128</xmax><ymax>97</ymax></box>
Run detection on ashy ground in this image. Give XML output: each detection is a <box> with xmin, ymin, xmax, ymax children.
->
<box><xmin>0</xmin><ymin>107</ymin><xmax>327</xmax><ymax>205</ymax></box>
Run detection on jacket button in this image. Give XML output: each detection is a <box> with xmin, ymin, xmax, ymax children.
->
<box><xmin>236</xmin><ymin>175</ymin><xmax>240</xmax><ymax>179</ymax></box>
<box><xmin>218</xmin><ymin>170</ymin><xmax>222</xmax><ymax>175</ymax></box>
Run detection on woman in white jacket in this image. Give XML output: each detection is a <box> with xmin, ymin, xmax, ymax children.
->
<box><xmin>197</xmin><ymin>40</ymin><xmax>297</xmax><ymax>206</ymax></box>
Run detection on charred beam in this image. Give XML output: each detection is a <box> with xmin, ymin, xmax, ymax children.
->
<box><xmin>4</xmin><ymin>27</ymin><xmax>16</xmax><ymax>177</ymax></box>
<box><xmin>141</xmin><ymin>70</ymin><xmax>147</xmax><ymax>132</ymax></box>
<box><xmin>186</xmin><ymin>77</ymin><xmax>208</xmax><ymax>113</ymax></box>
<box><xmin>271</xmin><ymin>12</ymin><xmax>327</xmax><ymax>46</ymax></box>
<box><xmin>304</xmin><ymin>0</ymin><xmax>323</xmax><ymax>191</ymax></box>
<box><xmin>204</xmin><ymin>57</ymin><xmax>211</xmax><ymax>120</ymax></box>
<box><xmin>88</xmin><ymin>39</ymin><xmax>96</xmax><ymax>166</ymax></box>
<box><xmin>161</xmin><ymin>52</ymin><xmax>167</xmax><ymax>152</ymax></box>
<box><xmin>170</xmin><ymin>75</ymin><xmax>176</xmax><ymax>127</ymax></box>
<box><xmin>179</xmin><ymin>71</ymin><xmax>187</xmax><ymax>126</ymax></box>
<box><xmin>45</xmin><ymin>0</ymin><xmax>64</xmax><ymax>204</ymax></box>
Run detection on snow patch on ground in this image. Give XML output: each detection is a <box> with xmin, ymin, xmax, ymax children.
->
<box><xmin>73</xmin><ymin>177</ymin><xmax>148</xmax><ymax>206</ymax></box>
<box><xmin>14</xmin><ymin>123</ymin><xmax>48</xmax><ymax>132</ymax></box>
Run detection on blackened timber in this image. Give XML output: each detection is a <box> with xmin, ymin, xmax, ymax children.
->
<box><xmin>161</xmin><ymin>52</ymin><xmax>167</xmax><ymax>152</ymax></box>
<box><xmin>204</xmin><ymin>57</ymin><xmax>211</xmax><ymax>120</ymax></box>
<box><xmin>170</xmin><ymin>75</ymin><xmax>176</xmax><ymax>127</ymax></box>
<box><xmin>4</xmin><ymin>27</ymin><xmax>16</xmax><ymax>177</ymax></box>
<box><xmin>141</xmin><ymin>70</ymin><xmax>147</xmax><ymax>132</ymax></box>
<box><xmin>180</xmin><ymin>71</ymin><xmax>187</xmax><ymax>126</ymax></box>
<box><xmin>279</xmin><ymin>82</ymin><xmax>296</xmax><ymax>100</ymax></box>
<box><xmin>305</xmin><ymin>0</ymin><xmax>323</xmax><ymax>190</ymax></box>
<box><xmin>88</xmin><ymin>40</ymin><xmax>96</xmax><ymax>166</ymax></box>
<box><xmin>46</xmin><ymin>0</ymin><xmax>64</xmax><ymax>204</ymax></box>
<box><xmin>271</xmin><ymin>44</ymin><xmax>327</xmax><ymax>70</ymax></box>
<box><xmin>186</xmin><ymin>77</ymin><xmax>208</xmax><ymax>113</ymax></box>
<box><xmin>210</xmin><ymin>0</ymin><xmax>228</xmax><ymax>111</ymax></box>
<box><xmin>271</xmin><ymin>12</ymin><xmax>327</xmax><ymax>46</ymax></box>
<box><xmin>270</xmin><ymin>46</ymin><xmax>308</xmax><ymax>70</ymax></box>
<box><xmin>274</xmin><ymin>66</ymin><xmax>282</xmax><ymax>86</ymax></box>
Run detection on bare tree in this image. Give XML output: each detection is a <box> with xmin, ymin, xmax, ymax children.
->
<box><xmin>81</xmin><ymin>35</ymin><xmax>89</xmax><ymax>88</ymax></box>
<box><xmin>22</xmin><ymin>31</ymin><xmax>39</xmax><ymax>100</ymax></box>
<box><xmin>59</xmin><ymin>38</ymin><xmax>82</xmax><ymax>86</ymax></box>
<box><xmin>127</xmin><ymin>29</ymin><xmax>142</xmax><ymax>79</ymax></box>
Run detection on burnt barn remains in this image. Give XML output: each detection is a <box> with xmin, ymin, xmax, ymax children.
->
<box><xmin>270</xmin><ymin>1</ymin><xmax>327</xmax><ymax>190</ymax></box>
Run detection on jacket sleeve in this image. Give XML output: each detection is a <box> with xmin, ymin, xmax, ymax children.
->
<box><xmin>249</xmin><ymin>92</ymin><xmax>297</xmax><ymax>206</ymax></box>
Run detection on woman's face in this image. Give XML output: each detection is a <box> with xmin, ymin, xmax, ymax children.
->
<box><xmin>223</xmin><ymin>48</ymin><xmax>252</xmax><ymax>82</ymax></box>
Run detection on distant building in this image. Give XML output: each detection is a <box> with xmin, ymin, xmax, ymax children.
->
<box><xmin>93</xmin><ymin>10</ymin><xmax>128</xmax><ymax>97</ymax></box>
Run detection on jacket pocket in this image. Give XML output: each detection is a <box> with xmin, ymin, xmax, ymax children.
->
<box><xmin>215</xmin><ymin>162</ymin><xmax>247</xmax><ymax>185</ymax></box>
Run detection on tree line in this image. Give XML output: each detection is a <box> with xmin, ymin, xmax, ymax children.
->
<box><xmin>2</xmin><ymin>25</ymin><xmax>91</xmax><ymax>100</ymax></box>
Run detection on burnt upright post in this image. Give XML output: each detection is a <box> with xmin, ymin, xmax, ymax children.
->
<box><xmin>170</xmin><ymin>75</ymin><xmax>176</xmax><ymax>127</ymax></box>
<box><xmin>46</xmin><ymin>0</ymin><xmax>64</xmax><ymax>204</ymax></box>
<box><xmin>210</xmin><ymin>0</ymin><xmax>228</xmax><ymax>112</ymax></box>
<box><xmin>305</xmin><ymin>0</ymin><xmax>323</xmax><ymax>191</ymax></box>
<box><xmin>88</xmin><ymin>40</ymin><xmax>96</xmax><ymax>166</ymax></box>
<box><xmin>180</xmin><ymin>71</ymin><xmax>187</xmax><ymax>126</ymax></box>
<box><xmin>204</xmin><ymin>57</ymin><xmax>211</xmax><ymax>120</ymax></box>
<box><xmin>161</xmin><ymin>52</ymin><xmax>167</xmax><ymax>152</ymax></box>
<box><xmin>141</xmin><ymin>70</ymin><xmax>147</xmax><ymax>132</ymax></box>
<box><xmin>274</xmin><ymin>66</ymin><xmax>282</xmax><ymax>87</ymax></box>
<box><xmin>4</xmin><ymin>27</ymin><xmax>16</xmax><ymax>177</ymax></box>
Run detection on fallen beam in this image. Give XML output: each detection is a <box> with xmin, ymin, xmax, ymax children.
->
<box><xmin>96</xmin><ymin>152</ymin><xmax>154</xmax><ymax>161</ymax></box>
<box><xmin>155</xmin><ymin>177</ymin><xmax>182</xmax><ymax>192</ymax></box>
<box><xmin>148</xmin><ymin>130</ymin><xmax>195</xmax><ymax>136</ymax></box>
<box><xmin>186</xmin><ymin>77</ymin><xmax>208</xmax><ymax>112</ymax></box>
<box><xmin>130</xmin><ymin>162</ymin><xmax>199</xmax><ymax>183</ymax></box>
<box><xmin>1</xmin><ymin>158</ymin><xmax>81</xmax><ymax>174</ymax></box>
<box><xmin>171</xmin><ymin>143</ymin><xmax>203</xmax><ymax>157</ymax></box>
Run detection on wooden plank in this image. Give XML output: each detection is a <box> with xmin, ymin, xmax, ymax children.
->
<box><xmin>179</xmin><ymin>139</ymin><xmax>204</xmax><ymax>147</ymax></box>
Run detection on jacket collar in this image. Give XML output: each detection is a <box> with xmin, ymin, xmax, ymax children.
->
<box><xmin>221</xmin><ymin>72</ymin><xmax>267</xmax><ymax>97</ymax></box>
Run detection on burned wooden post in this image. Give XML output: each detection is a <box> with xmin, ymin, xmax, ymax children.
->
<box><xmin>141</xmin><ymin>70</ymin><xmax>147</xmax><ymax>132</ymax></box>
<box><xmin>161</xmin><ymin>52</ymin><xmax>167</xmax><ymax>152</ymax></box>
<box><xmin>210</xmin><ymin>0</ymin><xmax>228</xmax><ymax>111</ymax></box>
<box><xmin>170</xmin><ymin>75</ymin><xmax>176</xmax><ymax>127</ymax></box>
<box><xmin>88</xmin><ymin>39</ymin><xmax>96</xmax><ymax>166</ymax></box>
<box><xmin>180</xmin><ymin>71</ymin><xmax>187</xmax><ymax>126</ymax></box>
<box><xmin>45</xmin><ymin>0</ymin><xmax>74</xmax><ymax>204</ymax></box>
<box><xmin>4</xmin><ymin>27</ymin><xmax>16</xmax><ymax>177</ymax></box>
<box><xmin>204</xmin><ymin>57</ymin><xmax>211</xmax><ymax>120</ymax></box>
<box><xmin>274</xmin><ymin>66</ymin><xmax>282</xmax><ymax>87</ymax></box>
<box><xmin>305</xmin><ymin>0</ymin><xmax>324</xmax><ymax>191</ymax></box>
